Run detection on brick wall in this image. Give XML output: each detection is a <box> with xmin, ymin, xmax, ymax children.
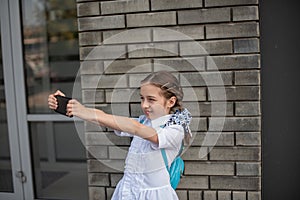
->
<box><xmin>76</xmin><ymin>0</ymin><xmax>261</xmax><ymax>199</ymax></box>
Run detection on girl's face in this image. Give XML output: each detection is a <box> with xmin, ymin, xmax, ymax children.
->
<box><xmin>140</xmin><ymin>84</ymin><xmax>176</xmax><ymax>120</ymax></box>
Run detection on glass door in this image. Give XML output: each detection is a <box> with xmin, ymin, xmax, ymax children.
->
<box><xmin>20</xmin><ymin>0</ymin><xmax>88</xmax><ymax>199</ymax></box>
<box><xmin>0</xmin><ymin>0</ymin><xmax>24</xmax><ymax>199</ymax></box>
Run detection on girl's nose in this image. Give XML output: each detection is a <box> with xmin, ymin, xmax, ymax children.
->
<box><xmin>142</xmin><ymin>100</ymin><xmax>149</xmax><ymax>108</ymax></box>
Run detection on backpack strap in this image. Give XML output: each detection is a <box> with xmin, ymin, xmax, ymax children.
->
<box><xmin>161</xmin><ymin>140</ymin><xmax>184</xmax><ymax>172</ymax></box>
<box><xmin>161</xmin><ymin>149</ymin><xmax>170</xmax><ymax>172</ymax></box>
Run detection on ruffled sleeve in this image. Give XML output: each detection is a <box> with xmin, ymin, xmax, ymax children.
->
<box><xmin>151</xmin><ymin>124</ymin><xmax>184</xmax><ymax>150</ymax></box>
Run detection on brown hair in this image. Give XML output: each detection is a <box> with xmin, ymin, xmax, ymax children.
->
<box><xmin>141</xmin><ymin>71</ymin><xmax>184</xmax><ymax>113</ymax></box>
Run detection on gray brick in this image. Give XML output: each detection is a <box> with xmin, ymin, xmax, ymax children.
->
<box><xmin>151</xmin><ymin>0</ymin><xmax>202</xmax><ymax>11</ymax></box>
<box><xmin>81</xmin><ymin>74</ymin><xmax>127</xmax><ymax>89</ymax></box>
<box><xmin>77</xmin><ymin>2</ymin><xmax>100</xmax><ymax>17</ymax></box>
<box><xmin>176</xmin><ymin>190</ymin><xmax>188</xmax><ymax>200</ymax></box>
<box><xmin>205</xmin><ymin>0</ymin><xmax>258</xmax><ymax>7</ymax></box>
<box><xmin>177</xmin><ymin>176</ymin><xmax>209</xmax><ymax>189</ymax></box>
<box><xmin>89</xmin><ymin>187</ymin><xmax>106</xmax><ymax>200</ymax></box>
<box><xmin>208</xmin><ymin>86</ymin><xmax>260</xmax><ymax>101</ymax></box>
<box><xmin>83</xmin><ymin>90</ymin><xmax>105</xmax><ymax>103</ymax></box>
<box><xmin>106</xmin><ymin>188</ymin><xmax>115</xmax><ymax>199</ymax></box>
<box><xmin>178</xmin><ymin>8</ymin><xmax>230</xmax><ymax>24</ymax></box>
<box><xmin>190</xmin><ymin>117</ymin><xmax>208</xmax><ymax>132</ymax></box>
<box><xmin>153</xmin><ymin>25</ymin><xmax>205</xmax><ymax>41</ymax></box>
<box><xmin>80</xmin><ymin>45</ymin><xmax>126</xmax><ymax>60</ymax></box>
<box><xmin>209</xmin><ymin>117</ymin><xmax>261</xmax><ymax>131</ymax></box>
<box><xmin>182</xmin><ymin>87</ymin><xmax>206</xmax><ymax>101</ymax></box>
<box><xmin>106</xmin><ymin>89</ymin><xmax>140</xmax><ymax>103</ymax></box>
<box><xmin>101</xmin><ymin>0</ymin><xmax>149</xmax><ymax>15</ymax></box>
<box><xmin>88</xmin><ymin>159</ymin><xmax>125</xmax><ymax>173</ymax></box>
<box><xmin>110</xmin><ymin>174</ymin><xmax>123</xmax><ymax>186</ymax></box>
<box><xmin>104</xmin><ymin>59</ymin><xmax>152</xmax><ymax>74</ymax></box>
<box><xmin>103</xmin><ymin>29</ymin><xmax>152</xmax><ymax>44</ymax></box>
<box><xmin>191</xmin><ymin>132</ymin><xmax>234</xmax><ymax>146</ymax></box>
<box><xmin>85</xmin><ymin>132</ymin><xmax>131</xmax><ymax>146</ymax></box>
<box><xmin>109</xmin><ymin>146</ymin><xmax>129</xmax><ymax>159</ymax></box>
<box><xmin>233</xmin><ymin>6</ymin><xmax>259</xmax><ymax>21</ymax></box>
<box><xmin>127</xmin><ymin>11</ymin><xmax>176</xmax><ymax>27</ymax></box>
<box><xmin>206</xmin><ymin>22</ymin><xmax>259</xmax><ymax>39</ymax></box>
<box><xmin>130</xmin><ymin>103</ymin><xmax>145</xmax><ymax>117</ymax></box>
<box><xmin>181</xmin><ymin>147</ymin><xmax>208</xmax><ymax>160</ymax></box>
<box><xmin>235</xmin><ymin>70</ymin><xmax>260</xmax><ymax>85</ymax></box>
<box><xmin>154</xmin><ymin>57</ymin><xmax>205</xmax><ymax>72</ymax></box>
<box><xmin>128</xmin><ymin>73</ymin><xmax>151</xmax><ymax>87</ymax></box>
<box><xmin>235</xmin><ymin>101</ymin><xmax>261</xmax><ymax>116</ymax></box>
<box><xmin>208</xmin><ymin>55</ymin><xmax>260</xmax><ymax>70</ymax></box>
<box><xmin>233</xmin><ymin>191</ymin><xmax>247</xmax><ymax>200</ymax></box>
<box><xmin>184</xmin><ymin>102</ymin><xmax>233</xmax><ymax>117</ymax></box>
<box><xmin>204</xmin><ymin>191</ymin><xmax>217</xmax><ymax>200</ymax></box>
<box><xmin>79</xmin><ymin>32</ymin><xmax>102</xmax><ymax>46</ymax></box>
<box><xmin>180</xmin><ymin>40</ymin><xmax>232</xmax><ymax>56</ymax></box>
<box><xmin>210</xmin><ymin>176</ymin><xmax>260</xmax><ymax>190</ymax></box>
<box><xmin>218</xmin><ymin>191</ymin><xmax>231</xmax><ymax>200</ymax></box>
<box><xmin>78</xmin><ymin>15</ymin><xmax>125</xmax><ymax>31</ymax></box>
<box><xmin>96</xmin><ymin>103</ymin><xmax>130</xmax><ymax>117</ymax></box>
<box><xmin>209</xmin><ymin>147</ymin><xmax>260</xmax><ymax>161</ymax></box>
<box><xmin>128</xmin><ymin>42</ymin><xmax>178</xmax><ymax>58</ymax></box>
<box><xmin>189</xmin><ymin>190</ymin><xmax>202</xmax><ymax>200</ymax></box>
<box><xmin>88</xmin><ymin>173</ymin><xmax>109</xmax><ymax>186</ymax></box>
<box><xmin>180</xmin><ymin>71</ymin><xmax>233</xmax><ymax>87</ymax></box>
<box><xmin>248</xmin><ymin>191</ymin><xmax>261</xmax><ymax>200</ymax></box>
<box><xmin>234</xmin><ymin>38</ymin><xmax>260</xmax><ymax>53</ymax></box>
<box><xmin>85</xmin><ymin>121</ymin><xmax>106</xmax><ymax>132</ymax></box>
<box><xmin>87</xmin><ymin>146</ymin><xmax>108</xmax><ymax>159</ymax></box>
<box><xmin>185</xmin><ymin>162</ymin><xmax>234</xmax><ymax>175</ymax></box>
<box><xmin>236</xmin><ymin>132</ymin><xmax>261</xmax><ymax>146</ymax></box>
<box><xmin>80</xmin><ymin>60</ymin><xmax>104</xmax><ymax>75</ymax></box>
<box><xmin>236</xmin><ymin>162</ymin><xmax>261</xmax><ymax>176</ymax></box>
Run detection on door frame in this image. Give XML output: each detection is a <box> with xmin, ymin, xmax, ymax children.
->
<box><xmin>0</xmin><ymin>0</ymin><xmax>24</xmax><ymax>199</ymax></box>
<box><xmin>0</xmin><ymin>0</ymin><xmax>34</xmax><ymax>199</ymax></box>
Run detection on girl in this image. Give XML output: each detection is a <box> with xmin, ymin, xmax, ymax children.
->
<box><xmin>48</xmin><ymin>71</ymin><xmax>192</xmax><ymax>200</ymax></box>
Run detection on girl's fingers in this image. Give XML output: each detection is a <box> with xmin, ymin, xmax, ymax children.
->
<box><xmin>48</xmin><ymin>95</ymin><xmax>58</xmax><ymax>110</ymax></box>
<box><xmin>68</xmin><ymin>99</ymin><xmax>77</xmax><ymax>104</ymax></box>
<box><xmin>66</xmin><ymin>101</ymin><xmax>75</xmax><ymax>117</ymax></box>
<box><xmin>66</xmin><ymin>100</ymin><xmax>75</xmax><ymax>112</ymax></box>
<box><xmin>54</xmin><ymin>90</ymin><xmax>65</xmax><ymax>97</ymax></box>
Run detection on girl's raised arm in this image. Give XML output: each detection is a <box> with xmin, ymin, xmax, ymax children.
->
<box><xmin>67</xmin><ymin>99</ymin><xmax>159</xmax><ymax>144</ymax></box>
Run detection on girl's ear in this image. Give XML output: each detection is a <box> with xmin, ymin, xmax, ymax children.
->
<box><xmin>167</xmin><ymin>96</ymin><xmax>177</xmax><ymax>108</ymax></box>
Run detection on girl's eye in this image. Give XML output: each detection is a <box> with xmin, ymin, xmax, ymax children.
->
<box><xmin>149</xmin><ymin>98</ymin><xmax>156</xmax><ymax>102</ymax></box>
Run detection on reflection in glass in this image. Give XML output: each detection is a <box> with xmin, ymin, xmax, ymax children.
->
<box><xmin>0</xmin><ymin>22</ymin><xmax>14</xmax><ymax>193</ymax></box>
<box><xmin>30</xmin><ymin>122</ymin><xmax>88</xmax><ymax>199</ymax></box>
<box><xmin>22</xmin><ymin>0</ymin><xmax>80</xmax><ymax>114</ymax></box>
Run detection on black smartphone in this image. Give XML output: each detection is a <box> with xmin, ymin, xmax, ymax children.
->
<box><xmin>54</xmin><ymin>95</ymin><xmax>73</xmax><ymax>117</ymax></box>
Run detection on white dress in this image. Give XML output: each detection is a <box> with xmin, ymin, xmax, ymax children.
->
<box><xmin>111</xmin><ymin>115</ymin><xmax>184</xmax><ymax>200</ymax></box>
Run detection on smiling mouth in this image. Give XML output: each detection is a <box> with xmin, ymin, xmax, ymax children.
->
<box><xmin>144</xmin><ymin>110</ymin><xmax>151</xmax><ymax>115</ymax></box>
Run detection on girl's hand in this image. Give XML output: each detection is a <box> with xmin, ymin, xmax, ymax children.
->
<box><xmin>66</xmin><ymin>99</ymin><xmax>94</xmax><ymax>119</ymax></box>
<box><xmin>48</xmin><ymin>90</ymin><xmax>65</xmax><ymax>110</ymax></box>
